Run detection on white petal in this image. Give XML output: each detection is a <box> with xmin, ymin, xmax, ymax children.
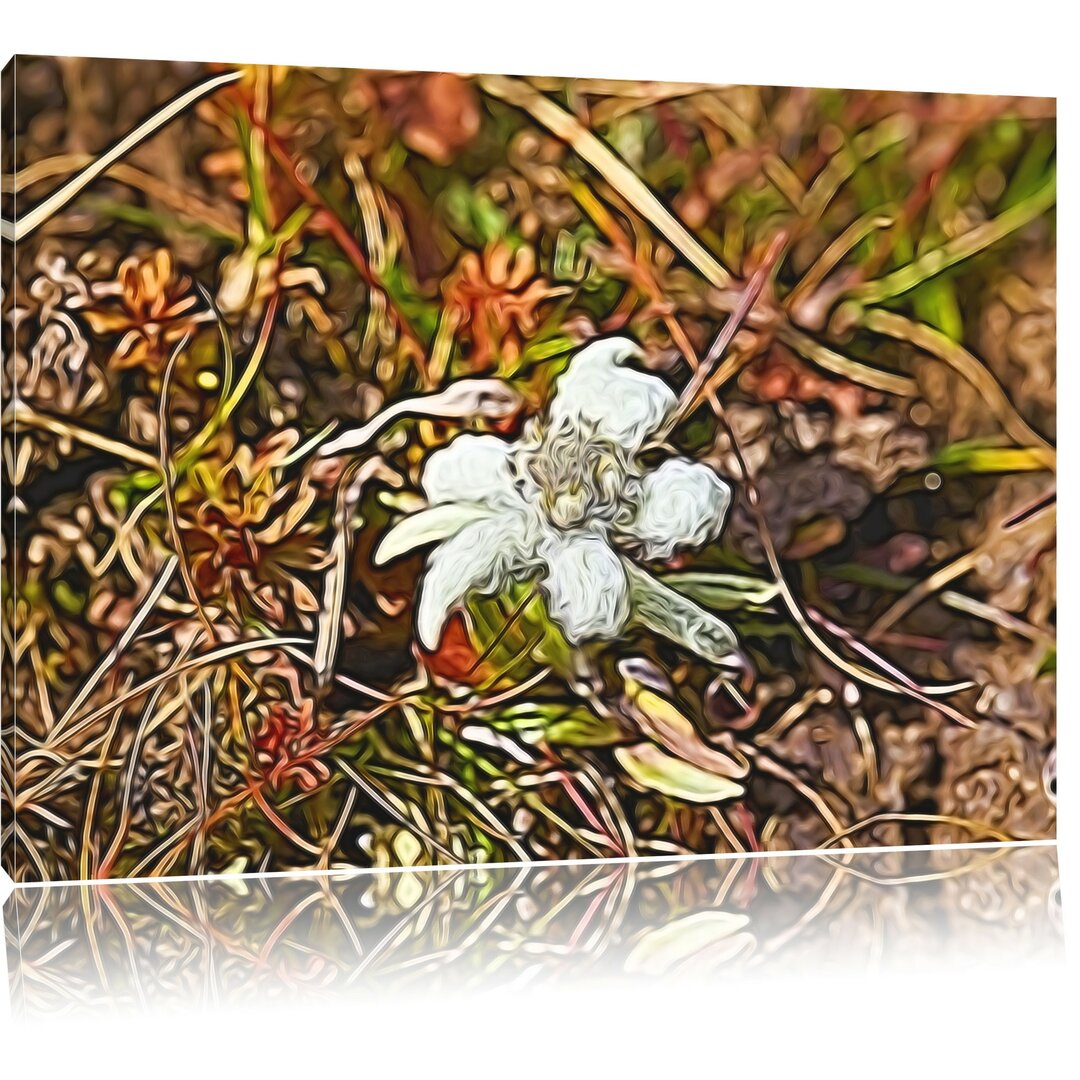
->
<box><xmin>416</xmin><ymin>512</ymin><xmax>532</xmax><ymax>649</ymax></box>
<box><xmin>374</xmin><ymin>503</ymin><xmax>493</xmax><ymax>565</ymax></box>
<box><xmin>420</xmin><ymin>433</ymin><xmax>522</xmax><ymax>508</ymax></box>
<box><xmin>538</xmin><ymin>531</ymin><xmax>630</xmax><ymax>643</ymax></box>
<box><xmin>619</xmin><ymin>457</ymin><xmax>731</xmax><ymax>560</ymax></box>
<box><xmin>546</xmin><ymin>337</ymin><xmax>676</xmax><ymax>450</ymax></box>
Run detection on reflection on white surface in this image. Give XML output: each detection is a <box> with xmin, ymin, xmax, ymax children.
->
<box><xmin>4</xmin><ymin>844</ymin><xmax>1062</xmax><ymax>1018</ymax></box>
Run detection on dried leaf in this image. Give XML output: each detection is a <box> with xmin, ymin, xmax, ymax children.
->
<box><xmin>626</xmin><ymin>686</ymin><xmax>748</xmax><ymax>779</ymax></box>
<box><xmin>615</xmin><ymin>742</ymin><xmax>744</xmax><ymax>803</ymax></box>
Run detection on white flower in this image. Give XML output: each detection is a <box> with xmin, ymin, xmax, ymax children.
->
<box><xmin>375</xmin><ymin>338</ymin><xmax>742</xmax><ymax>669</ymax></box>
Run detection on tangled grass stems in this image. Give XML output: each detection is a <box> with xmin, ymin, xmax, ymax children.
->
<box><xmin>236</xmin><ymin>89</ymin><xmax>429</xmax><ymax>376</ymax></box>
<box><xmin>53</xmin><ymin>555</ymin><xmax>179</xmax><ymax>735</ymax></box>
<box><xmin>31</xmin><ymin>636</ymin><xmax>311</xmax><ymax>756</ymax></box>
<box><xmin>480</xmin><ymin>74</ymin><xmax>735</xmax><ymax>290</ymax></box>
<box><xmin>816</xmin><ymin>811</ymin><xmax>1014</xmax><ymax>849</ymax></box>
<box><xmin>850</xmin><ymin>171</ymin><xmax>1057</xmax><ymax>306</ymax></box>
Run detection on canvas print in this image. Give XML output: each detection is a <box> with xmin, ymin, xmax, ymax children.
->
<box><xmin>1</xmin><ymin>59</ymin><xmax>1056</xmax><ymax>882</ymax></box>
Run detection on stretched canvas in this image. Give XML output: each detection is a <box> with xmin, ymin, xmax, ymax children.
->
<box><xmin>1</xmin><ymin>58</ymin><xmax>1056</xmax><ymax>882</ymax></box>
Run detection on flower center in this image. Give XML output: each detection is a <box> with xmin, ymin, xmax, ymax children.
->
<box><xmin>518</xmin><ymin>418</ymin><xmax>637</xmax><ymax>532</ymax></box>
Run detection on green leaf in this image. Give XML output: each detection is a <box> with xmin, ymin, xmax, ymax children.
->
<box><xmin>526</xmin><ymin>706</ymin><xmax>623</xmax><ymax>747</ymax></box>
<box><xmin>441</xmin><ymin>180</ymin><xmax>510</xmax><ymax>245</ymax></box>
<box><xmin>465</xmin><ymin>582</ymin><xmax>574</xmax><ymax>686</ymax></box>
<box><xmin>932</xmin><ymin>440</ymin><xmax>1054</xmax><ymax>475</ymax></box>
<box><xmin>824</xmin><ymin>563</ymin><xmax>915</xmax><ymax>592</ymax></box>
<box><xmin>615</xmin><ymin>742</ymin><xmax>744</xmax><ymax>804</ymax></box>
<box><xmin>52</xmin><ymin>580</ymin><xmax>84</xmax><ymax>615</ymax></box>
<box><xmin>553</xmin><ymin>227</ymin><xmax>588</xmax><ymax>282</ymax></box>
<box><xmin>1002</xmin><ymin>129</ymin><xmax>1055</xmax><ymax>209</ymax></box>
<box><xmin>660</xmin><ymin>571</ymin><xmax>780</xmax><ymax>610</ymax></box>
<box><xmin>625</xmin><ymin>561</ymin><xmax>742</xmax><ymax>666</ymax></box>
<box><xmin>913</xmin><ymin>277</ymin><xmax>963</xmax><ymax>342</ymax></box>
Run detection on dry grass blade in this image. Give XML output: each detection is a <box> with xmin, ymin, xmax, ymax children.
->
<box><xmin>863</xmin><ymin>308</ymin><xmax>1055</xmax><ymax>455</ymax></box>
<box><xmin>777</xmin><ymin>324</ymin><xmax>917</xmax><ymax>396</ymax></box>
<box><xmin>6</xmin><ymin>155</ymin><xmax>242</xmax><ymax>239</ymax></box>
<box><xmin>317</xmin><ymin>380</ymin><xmax>522</xmax><ymax>457</ymax></box>
<box><xmin>801</xmin><ymin>114</ymin><xmax>914</xmax><ymax>223</ymax></box>
<box><xmin>817</xmin><ymin>812</ymin><xmax>1014</xmax><ymax>848</ymax></box>
<box><xmin>314</xmin><ymin>458</ymin><xmax>397</xmax><ymax>687</ymax></box>
<box><xmin>5</xmin><ymin>403</ymin><xmax>162</xmax><ymax>471</ymax></box>
<box><xmin>4</xmin><ymin>70</ymin><xmax>242</xmax><ymax>241</ymax></box>
<box><xmin>787</xmin><ymin>208</ymin><xmax>897</xmax><ymax>313</ymax></box>
<box><xmin>867</xmin><ymin>550</ymin><xmax>980</xmax><ymax>642</ymax></box>
<box><xmin>157</xmin><ymin>334</ymin><xmax>215</xmax><ymax>640</ymax></box>
<box><xmin>940</xmin><ymin>590</ymin><xmax>1052</xmax><ymax>643</ymax></box>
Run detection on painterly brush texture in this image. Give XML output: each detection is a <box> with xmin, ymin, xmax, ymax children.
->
<box><xmin>1</xmin><ymin>59</ymin><xmax>1056</xmax><ymax>882</ymax></box>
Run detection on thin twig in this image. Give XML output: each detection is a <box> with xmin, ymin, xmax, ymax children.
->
<box><xmin>663</xmin><ymin>231</ymin><xmax>786</xmax><ymax>434</ymax></box>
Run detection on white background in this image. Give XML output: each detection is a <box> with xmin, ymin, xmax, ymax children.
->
<box><xmin>1</xmin><ymin>2</ymin><xmax>1076</xmax><ymax>1076</ymax></box>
